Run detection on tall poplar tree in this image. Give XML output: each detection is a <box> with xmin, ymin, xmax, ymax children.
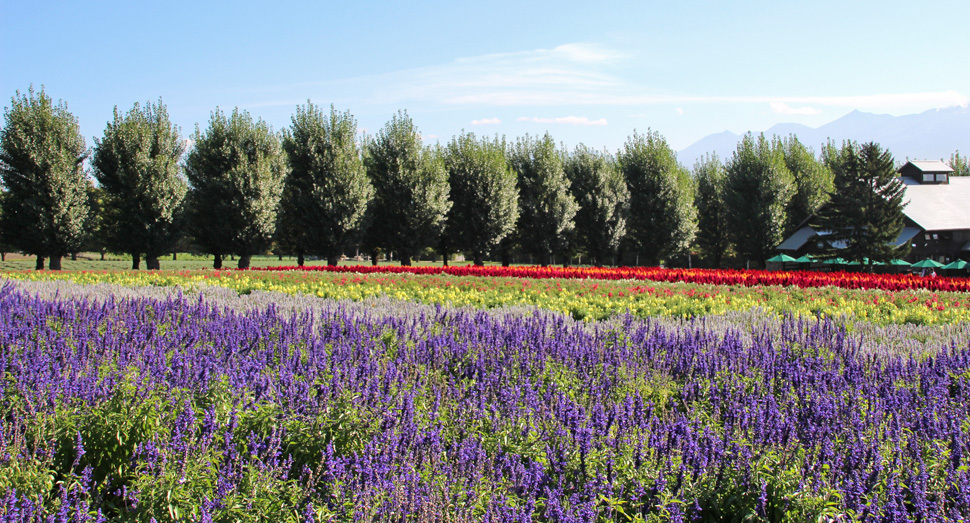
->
<box><xmin>442</xmin><ymin>132</ymin><xmax>518</xmax><ymax>266</ymax></box>
<box><xmin>692</xmin><ymin>154</ymin><xmax>731</xmax><ymax>268</ymax></box>
<box><xmin>509</xmin><ymin>133</ymin><xmax>578</xmax><ymax>267</ymax></box>
<box><xmin>92</xmin><ymin>99</ymin><xmax>187</xmax><ymax>270</ymax></box>
<box><xmin>779</xmin><ymin>135</ymin><xmax>833</xmax><ymax>235</ymax></box>
<box><xmin>564</xmin><ymin>144</ymin><xmax>629</xmax><ymax>267</ymax></box>
<box><xmin>278</xmin><ymin>103</ymin><xmax>372</xmax><ymax>266</ymax></box>
<box><xmin>185</xmin><ymin>108</ymin><xmax>285</xmax><ymax>269</ymax></box>
<box><xmin>364</xmin><ymin>111</ymin><xmax>450</xmax><ymax>266</ymax></box>
<box><xmin>724</xmin><ymin>133</ymin><xmax>794</xmax><ymax>267</ymax></box>
<box><xmin>0</xmin><ymin>191</ymin><xmax>11</xmax><ymax>261</ymax></box>
<box><xmin>0</xmin><ymin>87</ymin><xmax>89</xmax><ymax>270</ymax></box>
<box><xmin>812</xmin><ymin>141</ymin><xmax>907</xmax><ymax>269</ymax></box>
<box><xmin>619</xmin><ymin>130</ymin><xmax>696</xmax><ymax>267</ymax></box>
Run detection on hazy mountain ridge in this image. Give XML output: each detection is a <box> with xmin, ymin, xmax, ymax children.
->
<box><xmin>678</xmin><ymin>106</ymin><xmax>970</xmax><ymax>168</ymax></box>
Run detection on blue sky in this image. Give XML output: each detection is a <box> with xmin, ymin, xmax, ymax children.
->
<box><xmin>2</xmin><ymin>0</ymin><xmax>968</xmax><ymax>155</ymax></box>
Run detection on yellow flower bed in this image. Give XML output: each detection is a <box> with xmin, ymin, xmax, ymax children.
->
<box><xmin>3</xmin><ymin>269</ymin><xmax>969</xmax><ymax>325</ymax></box>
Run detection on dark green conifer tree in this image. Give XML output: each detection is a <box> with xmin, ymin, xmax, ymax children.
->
<box><xmin>813</xmin><ymin>141</ymin><xmax>907</xmax><ymax>270</ymax></box>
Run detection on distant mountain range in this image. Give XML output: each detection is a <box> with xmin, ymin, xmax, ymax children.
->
<box><xmin>677</xmin><ymin>105</ymin><xmax>970</xmax><ymax>168</ymax></box>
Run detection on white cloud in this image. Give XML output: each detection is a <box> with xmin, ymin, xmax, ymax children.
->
<box><xmin>243</xmin><ymin>40</ymin><xmax>968</xmax><ymax>120</ymax></box>
<box><xmin>770</xmin><ymin>102</ymin><xmax>819</xmax><ymax>115</ymax></box>
<box><xmin>550</xmin><ymin>43</ymin><xmax>625</xmax><ymax>64</ymax></box>
<box><xmin>517</xmin><ymin>116</ymin><xmax>608</xmax><ymax>126</ymax></box>
<box><xmin>471</xmin><ymin>117</ymin><xmax>501</xmax><ymax>125</ymax></box>
<box><xmin>446</xmin><ymin>90</ymin><xmax>969</xmax><ymax>110</ymax></box>
<box><xmin>343</xmin><ymin>42</ymin><xmax>625</xmax><ymax>109</ymax></box>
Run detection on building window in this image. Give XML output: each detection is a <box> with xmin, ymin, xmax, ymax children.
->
<box><xmin>923</xmin><ymin>174</ymin><xmax>934</xmax><ymax>183</ymax></box>
<box><xmin>936</xmin><ymin>173</ymin><xmax>948</xmax><ymax>182</ymax></box>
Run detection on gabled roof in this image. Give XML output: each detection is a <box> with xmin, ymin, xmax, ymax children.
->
<box><xmin>902</xmin><ymin>176</ymin><xmax>970</xmax><ymax>230</ymax></box>
<box><xmin>901</xmin><ymin>160</ymin><xmax>954</xmax><ymax>174</ymax></box>
<box><xmin>777</xmin><ymin>225</ymin><xmax>920</xmax><ymax>251</ymax></box>
<box><xmin>777</xmin><ymin>226</ymin><xmax>816</xmax><ymax>251</ymax></box>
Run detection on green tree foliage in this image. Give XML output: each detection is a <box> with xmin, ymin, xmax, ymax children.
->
<box><xmin>79</xmin><ymin>181</ymin><xmax>107</xmax><ymax>259</ymax></box>
<box><xmin>442</xmin><ymin>132</ymin><xmax>518</xmax><ymax>266</ymax></box>
<box><xmin>949</xmin><ymin>150</ymin><xmax>970</xmax><ymax>176</ymax></box>
<box><xmin>692</xmin><ymin>154</ymin><xmax>731</xmax><ymax>268</ymax></box>
<box><xmin>0</xmin><ymin>190</ymin><xmax>12</xmax><ymax>261</ymax></box>
<box><xmin>0</xmin><ymin>87</ymin><xmax>89</xmax><ymax>270</ymax></box>
<box><xmin>812</xmin><ymin>141</ymin><xmax>907</xmax><ymax>269</ymax></box>
<box><xmin>564</xmin><ymin>144</ymin><xmax>629</xmax><ymax>267</ymax></box>
<box><xmin>91</xmin><ymin>100</ymin><xmax>188</xmax><ymax>270</ymax></box>
<box><xmin>619</xmin><ymin>130</ymin><xmax>696</xmax><ymax>267</ymax></box>
<box><xmin>778</xmin><ymin>135</ymin><xmax>833</xmax><ymax>235</ymax></box>
<box><xmin>724</xmin><ymin>133</ymin><xmax>795</xmax><ymax>267</ymax></box>
<box><xmin>364</xmin><ymin>111</ymin><xmax>450</xmax><ymax>266</ymax></box>
<box><xmin>508</xmin><ymin>133</ymin><xmax>578</xmax><ymax>267</ymax></box>
<box><xmin>185</xmin><ymin>108</ymin><xmax>285</xmax><ymax>269</ymax></box>
<box><xmin>278</xmin><ymin>103</ymin><xmax>372</xmax><ymax>266</ymax></box>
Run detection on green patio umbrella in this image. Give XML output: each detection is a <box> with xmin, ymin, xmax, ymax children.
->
<box><xmin>766</xmin><ymin>254</ymin><xmax>798</xmax><ymax>263</ymax></box>
<box><xmin>793</xmin><ymin>255</ymin><xmax>814</xmax><ymax>263</ymax></box>
<box><xmin>941</xmin><ymin>259</ymin><xmax>968</xmax><ymax>270</ymax></box>
<box><xmin>887</xmin><ymin>259</ymin><xmax>911</xmax><ymax>266</ymax></box>
<box><xmin>911</xmin><ymin>258</ymin><xmax>944</xmax><ymax>269</ymax></box>
<box><xmin>861</xmin><ymin>258</ymin><xmax>885</xmax><ymax>266</ymax></box>
<box><xmin>822</xmin><ymin>257</ymin><xmax>848</xmax><ymax>265</ymax></box>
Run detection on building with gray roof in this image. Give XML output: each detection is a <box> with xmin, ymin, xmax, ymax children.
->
<box><xmin>777</xmin><ymin>161</ymin><xmax>970</xmax><ymax>264</ymax></box>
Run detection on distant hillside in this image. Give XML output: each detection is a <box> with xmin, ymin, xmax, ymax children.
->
<box><xmin>678</xmin><ymin>105</ymin><xmax>970</xmax><ymax>168</ymax></box>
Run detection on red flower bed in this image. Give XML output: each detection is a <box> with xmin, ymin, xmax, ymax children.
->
<box><xmin>248</xmin><ymin>264</ymin><xmax>970</xmax><ymax>293</ymax></box>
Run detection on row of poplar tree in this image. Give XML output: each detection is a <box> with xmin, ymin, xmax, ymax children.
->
<box><xmin>2</xmin><ymin>87</ymin><xmax>964</xmax><ymax>270</ymax></box>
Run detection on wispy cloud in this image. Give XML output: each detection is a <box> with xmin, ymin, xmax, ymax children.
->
<box><xmin>770</xmin><ymin>102</ymin><xmax>819</xmax><ymax>115</ymax></box>
<box><xmin>548</xmin><ymin>43</ymin><xmax>626</xmax><ymax>64</ymax></box>
<box><xmin>471</xmin><ymin>117</ymin><xmax>501</xmax><ymax>125</ymax></box>
<box><xmin>517</xmin><ymin>116</ymin><xmax>608</xmax><ymax>126</ymax></box>
<box><xmin>347</xmin><ymin>42</ymin><xmax>624</xmax><ymax>108</ymax></box>
<box><xmin>245</xmin><ymin>41</ymin><xmax>968</xmax><ymax>119</ymax></box>
<box><xmin>444</xmin><ymin>91</ymin><xmax>969</xmax><ymax>110</ymax></box>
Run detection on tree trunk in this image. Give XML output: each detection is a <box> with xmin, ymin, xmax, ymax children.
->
<box><xmin>326</xmin><ymin>253</ymin><xmax>338</xmax><ymax>266</ymax></box>
<box><xmin>400</xmin><ymin>253</ymin><xmax>412</xmax><ymax>266</ymax></box>
<box><xmin>48</xmin><ymin>256</ymin><xmax>62</xmax><ymax>271</ymax></box>
<box><xmin>71</xmin><ymin>252</ymin><xmax>77</xmax><ymax>261</ymax></box>
<box><xmin>131</xmin><ymin>253</ymin><xmax>141</xmax><ymax>270</ymax></box>
<box><xmin>278</xmin><ymin>253</ymin><xmax>283</xmax><ymax>261</ymax></box>
<box><xmin>172</xmin><ymin>252</ymin><xmax>177</xmax><ymax>261</ymax></box>
<box><xmin>539</xmin><ymin>252</ymin><xmax>551</xmax><ymax>267</ymax></box>
<box><xmin>473</xmin><ymin>253</ymin><xmax>484</xmax><ymax>266</ymax></box>
<box><xmin>100</xmin><ymin>249</ymin><xmax>106</xmax><ymax>261</ymax></box>
<box><xmin>0</xmin><ymin>253</ymin><xmax>4</xmax><ymax>262</ymax></box>
<box><xmin>441</xmin><ymin>250</ymin><xmax>449</xmax><ymax>267</ymax></box>
<box><xmin>35</xmin><ymin>256</ymin><xmax>45</xmax><ymax>270</ymax></box>
<box><xmin>146</xmin><ymin>256</ymin><xmax>160</xmax><ymax>270</ymax></box>
<box><xmin>501</xmin><ymin>248</ymin><xmax>512</xmax><ymax>267</ymax></box>
<box><xmin>237</xmin><ymin>254</ymin><xmax>251</xmax><ymax>269</ymax></box>
<box><xmin>370</xmin><ymin>249</ymin><xmax>380</xmax><ymax>266</ymax></box>
<box><xmin>298</xmin><ymin>253</ymin><xmax>305</xmax><ymax>267</ymax></box>
<box><xmin>213</xmin><ymin>253</ymin><xmax>223</xmax><ymax>269</ymax></box>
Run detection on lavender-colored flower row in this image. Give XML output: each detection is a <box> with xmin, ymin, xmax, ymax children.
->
<box><xmin>0</xmin><ymin>280</ymin><xmax>968</xmax><ymax>522</ymax></box>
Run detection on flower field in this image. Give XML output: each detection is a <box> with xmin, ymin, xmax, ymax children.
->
<box><xmin>1</xmin><ymin>269</ymin><xmax>969</xmax><ymax>521</ymax></box>
<box><xmin>3</xmin><ymin>268</ymin><xmax>970</xmax><ymax>325</ymax></box>
<box><xmin>255</xmin><ymin>264</ymin><xmax>970</xmax><ymax>293</ymax></box>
